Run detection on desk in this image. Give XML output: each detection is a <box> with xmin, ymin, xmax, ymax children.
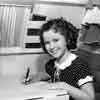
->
<box><xmin>0</xmin><ymin>76</ymin><xmax>69</xmax><ymax>100</ymax></box>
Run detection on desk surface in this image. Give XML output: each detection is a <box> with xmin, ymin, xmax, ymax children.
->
<box><xmin>0</xmin><ymin>76</ymin><xmax>69</xmax><ymax>100</ymax></box>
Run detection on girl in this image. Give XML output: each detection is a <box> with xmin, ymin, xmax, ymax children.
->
<box><xmin>39</xmin><ymin>17</ymin><xmax>95</xmax><ymax>100</ymax></box>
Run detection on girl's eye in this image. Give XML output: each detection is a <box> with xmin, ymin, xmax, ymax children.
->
<box><xmin>44</xmin><ymin>39</ymin><xmax>59</xmax><ymax>45</ymax></box>
<box><xmin>53</xmin><ymin>39</ymin><xmax>59</xmax><ymax>42</ymax></box>
<box><xmin>44</xmin><ymin>41</ymin><xmax>49</xmax><ymax>45</ymax></box>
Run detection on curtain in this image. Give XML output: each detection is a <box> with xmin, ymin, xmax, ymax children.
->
<box><xmin>0</xmin><ymin>5</ymin><xmax>28</xmax><ymax>47</ymax></box>
<box><xmin>0</xmin><ymin>6</ymin><xmax>16</xmax><ymax>47</ymax></box>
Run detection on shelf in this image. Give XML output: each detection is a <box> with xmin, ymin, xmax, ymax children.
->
<box><xmin>26</xmin><ymin>21</ymin><xmax>46</xmax><ymax>28</ymax></box>
<box><xmin>0</xmin><ymin>47</ymin><xmax>44</xmax><ymax>56</ymax></box>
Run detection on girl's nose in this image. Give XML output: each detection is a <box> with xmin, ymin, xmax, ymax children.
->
<box><xmin>49</xmin><ymin>42</ymin><xmax>55</xmax><ymax>49</ymax></box>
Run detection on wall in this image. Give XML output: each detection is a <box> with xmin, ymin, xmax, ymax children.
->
<box><xmin>32</xmin><ymin>3</ymin><xmax>85</xmax><ymax>28</ymax></box>
<box><xmin>0</xmin><ymin>0</ymin><xmax>89</xmax><ymax>5</ymax></box>
<box><xmin>0</xmin><ymin>53</ymin><xmax>50</xmax><ymax>78</ymax></box>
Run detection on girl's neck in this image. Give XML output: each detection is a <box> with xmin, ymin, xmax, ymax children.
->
<box><xmin>56</xmin><ymin>50</ymin><xmax>71</xmax><ymax>65</ymax></box>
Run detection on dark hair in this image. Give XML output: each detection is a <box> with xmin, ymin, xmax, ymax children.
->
<box><xmin>40</xmin><ymin>17</ymin><xmax>78</xmax><ymax>53</ymax></box>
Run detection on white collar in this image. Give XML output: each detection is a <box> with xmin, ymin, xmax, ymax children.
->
<box><xmin>55</xmin><ymin>53</ymin><xmax>77</xmax><ymax>70</ymax></box>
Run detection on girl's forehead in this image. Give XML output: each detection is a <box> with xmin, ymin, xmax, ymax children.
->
<box><xmin>43</xmin><ymin>29</ymin><xmax>62</xmax><ymax>38</ymax></box>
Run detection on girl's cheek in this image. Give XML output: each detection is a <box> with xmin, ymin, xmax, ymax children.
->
<box><xmin>45</xmin><ymin>45</ymin><xmax>49</xmax><ymax>50</ymax></box>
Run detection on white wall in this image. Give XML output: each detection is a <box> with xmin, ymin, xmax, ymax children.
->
<box><xmin>0</xmin><ymin>0</ymin><xmax>89</xmax><ymax>5</ymax></box>
<box><xmin>33</xmin><ymin>4</ymin><xmax>85</xmax><ymax>28</ymax></box>
<box><xmin>0</xmin><ymin>54</ymin><xmax>50</xmax><ymax>78</ymax></box>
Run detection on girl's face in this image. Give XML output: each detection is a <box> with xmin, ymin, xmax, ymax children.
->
<box><xmin>43</xmin><ymin>29</ymin><xmax>68</xmax><ymax>61</ymax></box>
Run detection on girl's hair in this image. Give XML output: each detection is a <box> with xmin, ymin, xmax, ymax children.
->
<box><xmin>39</xmin><ymin>17</ymin><xmax>78</xmax><ymax>53</ymax></box>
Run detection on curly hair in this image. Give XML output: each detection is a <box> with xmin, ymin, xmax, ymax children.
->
<box><xmin>39</xmin><ymin>17</ymin><xmax>78</xmax><ymax>53</ymax></box>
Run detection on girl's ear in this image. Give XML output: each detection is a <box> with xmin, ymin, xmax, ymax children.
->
<box><xmin>66</xmin><ymin>39</ymin><xmax>71</xmax><ymax>50</ymax></box>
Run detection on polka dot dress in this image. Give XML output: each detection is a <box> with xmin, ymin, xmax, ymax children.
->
<box><xmin>45</xmin><ymin>56</ymin><xmax>93</xmax><ymax>100</ymax></box>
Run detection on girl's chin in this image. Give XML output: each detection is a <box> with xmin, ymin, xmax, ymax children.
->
<box><xmin>51</xmin><ymin>54</ymin><xmax>60</xmax><ymax>58</ymax></box>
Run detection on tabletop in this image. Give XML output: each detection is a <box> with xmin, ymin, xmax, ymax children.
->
<box><xmin>0</xmin><ymin>76</ymin><xmax>69</xmax><ymax>100</ymax></box>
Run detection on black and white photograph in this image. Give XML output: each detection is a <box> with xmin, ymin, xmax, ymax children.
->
<box><xmin>0</xmin><ymin>0</ymin><xmax>100</xmax><ymax>100</ymax></box>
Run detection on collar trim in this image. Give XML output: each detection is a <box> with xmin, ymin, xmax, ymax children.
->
<box><xmin>55</xmin><ymin>53</ymin><xmax>77</xmax><ymax>70</ymax></box>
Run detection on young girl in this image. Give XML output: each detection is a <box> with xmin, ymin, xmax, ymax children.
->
<box><xmin>39</xmin><ymin>18</ymin><xmax>95</xmax><ymax>100</ymax></box>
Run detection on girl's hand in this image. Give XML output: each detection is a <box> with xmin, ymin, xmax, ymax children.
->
<box><xmin>20</xmin><ymin>74</ymin><xmax>33</xmax><ymax>85</ymax></box>
<box><xmin>21</xmin><ymin>72</ymin><xmax>51</xmax><ymax>85</ymax></box>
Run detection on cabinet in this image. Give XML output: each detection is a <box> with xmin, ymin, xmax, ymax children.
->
<box><xmin>24</xmin><ymin>20</ymin><xmax>45</xmax><ymax>50</ymax></box>
<box><xmin>20</xmin><ymin>7</ymin><xmax>47</xmax><ymax>53</ymax></box>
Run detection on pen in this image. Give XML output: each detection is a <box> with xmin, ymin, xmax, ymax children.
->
<box><xmin>56</xmin><ymin>93</ymin><xmax>68</xmax><ymax>96</ymax></box>
<box><xmin>25</xmin><ymin>97</ymin><xmax>44</xmax><ymax>100</ymax></box>
<box><xmin>25</xmin><ymin>67</ymin><xmax>30</xmax><ymax>85</ymax></box>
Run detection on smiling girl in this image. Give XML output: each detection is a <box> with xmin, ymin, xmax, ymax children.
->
<box><xmin>39</xmin><ymin>18</ymin><xmax>95</xmax><ymax>100</ymax></box>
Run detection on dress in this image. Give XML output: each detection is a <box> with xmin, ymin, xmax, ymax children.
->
<box><xmin>45</xmin><ymin>56</ymin><xmax>93</xmax><ymax>100</ymax></box>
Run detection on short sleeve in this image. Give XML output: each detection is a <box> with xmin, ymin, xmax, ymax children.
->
<box><xmin>75</xmin><ymin>58</ymin><xmax>93</xmax><ymax>87</ymax></box>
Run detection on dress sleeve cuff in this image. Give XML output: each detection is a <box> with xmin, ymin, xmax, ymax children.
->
<box><xmin>77</xmin><ymin>76</ymin><xmax>93</xmax><ymax>86</ymax></box>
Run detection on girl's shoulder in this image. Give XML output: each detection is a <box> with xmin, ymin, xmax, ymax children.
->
<box><xmin>68</xmin><ymin>55</ymin><xmax>89</xmax><ymax>73</ymax></box>
<box><xmin>72</xmin><ymin>56</ymin><xmax>88</xmax><ymax>66</ymax></box>
<box><xmin>45</xmin><ymin>58</ymin><xmax>56</xmax><ymax>75</ymax></box>
<box><xmin>71</xmin><ymin>56</ymin><xmax>91</xmax><ymax>75</ymax></box>
<box><xmin>46</xmin><ymin>58</ymin><xmax>56</xmax><ymax>66</ymax></box>
<box><xmin>45</xmin><ymin>58</ymin><xmax>56</xmax><ymax>69</ymax></box>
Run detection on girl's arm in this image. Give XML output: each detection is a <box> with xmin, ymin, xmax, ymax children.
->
<box><xmin>52</xmin><ymin>82</ymin><xmax>95</xmax><ymax>100</ymax></box>
<box><xmin>66</xmin><ymin>82</ymin><xmax>95</xmax><ymax>100</ymax></box>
